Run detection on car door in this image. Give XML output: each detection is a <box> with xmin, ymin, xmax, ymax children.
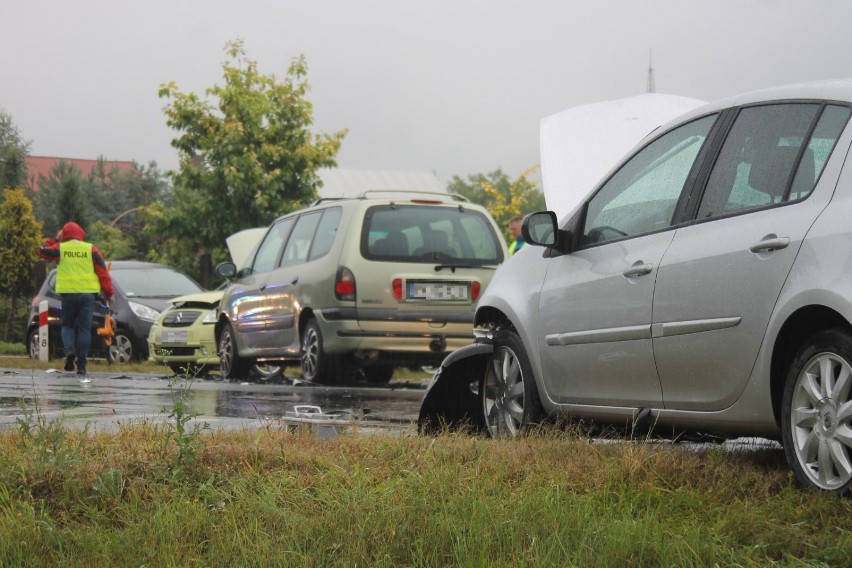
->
<box><xmin>537</xmin><ymin>114</ymin><xmax>718</xmax><ymax>406</ymax></box>
<box><xmin>223</xmin><ymin>217</ymin><xmax>295</xmax><ymax>352</ymax></box>
<box><xmin>653</xmin><ymin>103</ymin><xmax>852</xmax><ymax>411</ymax></box>
<box><xmin>252</xmin><ymin>211</ymin><xmax>324</xmax><ymax>354</ymax></box>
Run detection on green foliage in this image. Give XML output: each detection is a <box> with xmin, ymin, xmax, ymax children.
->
<box><xmin>161</xmin><ymin>375</ymin><xmax>208</xmax><ymax>481</ymax></box>
<box><xmin>33</xmin><ymin>160</ymin><xmax>90</xmax><ymax>236</ymax></box>
<box><xmin>14</xmin><ymin>390</ymin><xmax>87</xmax><ymax>491</ymax></box>
<box><xmin>0</xmin><ymin>189</ymin><xmax>42</xmax><ymax>295</ymax></box>
<box><xmin>0</xmin><ymin>341</ymin><xmax>26</xmax><ymax>355</ymax></box>
<box><xmin>0</xmin><ymin>189</ymin><xmax>42</xmax><ymax>342</ymax></box>
<box><xmin>87</xmin><ymin>220</ymin><xmax>134</xmax><ymax>260</ymax></box>
<box><xmin>448</xmin><ymin>167</ymin><xmax>546</xmax><ymax>242</ymax></box>
<box><xmin>0</xmin><ymin>110</ymin><xmax>30</xmax><ymax>190</ymax></box>
<box><xmin>0</xmin><ymin>428</ymin><xmax>849</xmax><ymax>566</ymax></box>
<box><xmin>151</xmin><ymin>39</ymin><xmax>347</xmax><ymax>281</ymax></box>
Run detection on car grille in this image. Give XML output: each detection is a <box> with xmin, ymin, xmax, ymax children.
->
<box><xmin>162</xmin><ymin>311</ymin><xmax>202</xmax><ymax>327</ymax></box>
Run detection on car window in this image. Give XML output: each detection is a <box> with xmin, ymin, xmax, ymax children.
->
<box><xmin>789</xmin><ymin>104</ymin><xmax>851</xmax><ymax>200</ymax></box>
<box><xmin>696</xmin><ymin>103</ymin><xmax>850</xmax><ymax>219</ymax></box>
<box><xmin>111</xmin><ymin>267</ymin><xmax>202</xmax><ymax>297</ymax></box>
<box><xmin>582</xmin><ymin>114</ymin><xmax>717</xmax><ymax>246</ymax></box>
<box><xmin>308</xmin><ymin>208</ymin><xmax>342</xmax><ymax>261</ymax></box>
<box><xmin>362</xmin><ymin>205</ymin><xmax>504</xmax><ymax>264</ymax></box>
<box><xmin>253</xmin><ymin>218</ymin><xmax>294</xmax><ymax>274</ymax></box>
<box><xmin>281</xmin><ymin>211</ymin><xmax>322</xmax><ymax>267</ymax></box>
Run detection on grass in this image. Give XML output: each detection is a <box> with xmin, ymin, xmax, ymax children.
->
<box><xmin>2</xmin><ymin>349</ymin><xmax>846</xmax><ymax>564</ymax></box>
<box><xmin>0</xmin><ymin>423</ymin><xmax>849</xmax><ymax>567</ymax></box>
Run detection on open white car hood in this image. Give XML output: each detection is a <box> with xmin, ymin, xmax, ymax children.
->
<box><xmin>226</xmin><ymin>227</ymin><xmax>267</xmax><ymax>270</ymax></box>
<box><xmin>540</xmin><ymin>93</ymin><xmax>706</xmax><ymax>220</ymax></box>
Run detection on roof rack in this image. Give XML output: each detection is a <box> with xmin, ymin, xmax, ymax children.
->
<box><xmin>309</xmin><ymin>196</ymin><xmax>350</xmax><ymax>206</ymax></box>
<box><xmin>357</xmin><ymin>189</ymin><xmax>469</xmax><ymax>202</ymax></box>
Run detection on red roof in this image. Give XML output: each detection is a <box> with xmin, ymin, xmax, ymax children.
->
<box><xmin>25</xmin><ymin>156</ymin><xmax>137</xmax><ymax>193</ymax></box>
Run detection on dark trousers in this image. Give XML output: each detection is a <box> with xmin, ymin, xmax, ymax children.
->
<box><xmin>60</xmin><ymin>293</ymin><xmax>95</xmax><ymax>370</ymax></box>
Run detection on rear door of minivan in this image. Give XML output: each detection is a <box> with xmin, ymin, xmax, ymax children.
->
<box><xmin>353</xmin><ymin>201</ymin><xmax>506</xmax><ymax>349</ymax></box>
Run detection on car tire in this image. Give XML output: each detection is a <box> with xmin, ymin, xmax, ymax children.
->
<box><xmin>782</xmin><ymin>328</ymin><xmax>852</xmax><ymax>494</ymax></box>
<box><xmin>363</xmin><ymin>364</ymin><xmax>394</xmax><ymax>385</ymax></box>
<box><xmin>250</xmin><ymin>364</ymin><xmax>284</xmax><ymax>381</ymax></box>
<box><xmin>300</xmin><ymin>319</ymin><xmax>341</xmax><ymax>384</ymax></box>
<box><xmin>219</xmin><ymin>322</ymin><xmax>249</xmax><ymax>380</ymax></box>
<box><xmin>108</xmin><ymin>333</ymin><xmax>134</xmax><ymax>364</ymax></box>
<box><xmin>27</xmin><ymin>330</ymin><xmax>40</xmax><ymax>360</ymax></box>
<box><xmin>481</xmin><ymin>330</ymin><xmax>544</xmax><ymax>438</ymax></box>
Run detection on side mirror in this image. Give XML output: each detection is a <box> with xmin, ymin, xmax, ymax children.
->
<box><xmin>215</xmin><ymin>262</ymin><xmax>237</xmax><ymax>279</ymax></box>
<box><xmin>522</xmin><ymin>211</ymin><xmax>573</xmax><ymax>254</ymax></box>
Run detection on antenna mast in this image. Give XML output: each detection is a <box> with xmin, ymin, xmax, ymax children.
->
<box><xmin>646</xmin><ymin>49</ymin><xmax>656</xmax><ymax>93</ymax></box>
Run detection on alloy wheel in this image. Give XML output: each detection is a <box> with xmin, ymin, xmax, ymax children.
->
<box><xmin>788</xmin><ymin>351</ymin><xmax>852</xmax><ymax>491</ymax></box>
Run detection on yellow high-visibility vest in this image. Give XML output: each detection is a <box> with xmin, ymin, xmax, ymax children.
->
<box><xmin>56</xmin><ymin>240</ymin><xmax>100</xmax><ymax>293</ymax></box>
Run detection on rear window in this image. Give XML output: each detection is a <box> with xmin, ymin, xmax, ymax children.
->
<box><xmin>361</xmin><ymin>204</ymin><xmax>504</xmax><ymax>265</ymax></box>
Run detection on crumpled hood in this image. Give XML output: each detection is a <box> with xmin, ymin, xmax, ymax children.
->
<box><xmin>61</xmin><ymin>222</ymin><xmax>85</xmax><ymax>241</ymax></box>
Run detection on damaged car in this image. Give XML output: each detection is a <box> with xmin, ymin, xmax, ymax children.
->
<box><xmin>420</xmin><ymin>80</ymin><xmax>852</xmax><ymax>494</ymax></box>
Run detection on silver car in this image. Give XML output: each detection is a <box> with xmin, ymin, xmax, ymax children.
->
<box><xmin>420</xmin><ymin>79</ymin><xmax>852</xmax><ymax>494</ymax></box>
<box><xmin>215</xmin><ymin>191</ymin><xmax>507</xmax><ymax>385</ymax></box>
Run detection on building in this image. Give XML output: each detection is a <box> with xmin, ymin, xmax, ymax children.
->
<box><xmin>24</xmin><ymin>155</ymin><xmax>137</xmax><ymax>193</ymax></box>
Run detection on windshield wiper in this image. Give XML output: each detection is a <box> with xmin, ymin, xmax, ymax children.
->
<box><xmin>434</xmin><ymin>263</ymin><xmax>498</xmax><ymax>272</ymax></box>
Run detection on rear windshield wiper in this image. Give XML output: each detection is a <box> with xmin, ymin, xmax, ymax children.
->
<box><xmin>434</xmin><ymin>263</ymin><xmax>498</xmax><ymax>272</ymax></box>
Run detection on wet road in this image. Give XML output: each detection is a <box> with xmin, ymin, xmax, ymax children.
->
<box><xmin>0</xmin><ymin>366</ymin><xmax>427</xmax><ymax>434</ymax></box>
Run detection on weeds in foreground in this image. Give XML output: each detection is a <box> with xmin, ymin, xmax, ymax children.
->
<box><xmin>0</xmin><ymin>426</ymin><xmax>848</xmax><ymax>567</ymax></box>
<box><xmin>160</xmin><ymin>366</ymin><xmax>209</xmax><ymax>480</ymax></box>
<box><xmin>13</xmin><ymin>386</ymin><xmax>87</xmax><ymax>496</ymax></box>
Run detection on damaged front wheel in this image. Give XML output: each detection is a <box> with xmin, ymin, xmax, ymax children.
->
<box><xmin>482</xmin><ymin>330</ymin><xmax>543</xmax><ymax>437</ymax></box>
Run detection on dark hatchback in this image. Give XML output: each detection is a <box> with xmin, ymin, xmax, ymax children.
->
<box><xmin>26</xmin><ymin>261</ymin><xmax>204</xmax><ymax>363</ymax></box>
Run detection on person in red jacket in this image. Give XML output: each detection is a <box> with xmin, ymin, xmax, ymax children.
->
<box><xmin>38</xmin><ymin>221</ymin><xmax>114</xmax><ymax>378</ymax></box>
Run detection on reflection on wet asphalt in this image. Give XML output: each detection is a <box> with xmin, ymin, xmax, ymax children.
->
<box><xmin>0</xmin><ymin>367</ymin><xmax>427</xmax><ymax>434</ymax></box>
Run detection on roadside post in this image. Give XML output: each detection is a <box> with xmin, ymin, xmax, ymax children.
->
<box><xmin>38</xmin><ymin>300</ymin><xmax>49</xmax><ymax>362</ymax></box>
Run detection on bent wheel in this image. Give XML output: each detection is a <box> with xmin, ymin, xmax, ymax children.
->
<box><xmin>782</xmin><ymin>328</ymin><xmax>852</xmax><ymax>494</ymax></box>
<box><xmin>482</xmin><ymin>330</ymin><xmax>543</xmax><ymax>438</ymax></box>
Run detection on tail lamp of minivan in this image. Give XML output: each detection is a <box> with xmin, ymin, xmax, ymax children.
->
<box><xmin>335</xmin><ymin>267</ymin><xmax>356</xmax><ymax>301</ymax></box>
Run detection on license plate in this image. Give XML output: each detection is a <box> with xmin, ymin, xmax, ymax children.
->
<box><xmin>408</xmin><ymin>281</ymin><xmax>469</xmax><ymax>300</ymax></box>
<box><xmin>161</xmin><ymin>330</ymin><xmax>188</xmax><ymax>344</ymax></box>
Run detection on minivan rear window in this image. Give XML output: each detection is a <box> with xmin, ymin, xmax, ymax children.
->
<box><xmin>361</xmin><ymin>205</ymin><xmax>504</xmax><ymax>264</ymax></box>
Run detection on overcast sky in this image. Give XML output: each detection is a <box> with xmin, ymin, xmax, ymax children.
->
<box><xmin>3</xmin><ymin>0</ymin><xmax>852</xmax><ymax>185</ymax></box>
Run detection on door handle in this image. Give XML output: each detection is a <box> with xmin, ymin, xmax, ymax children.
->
<box><xmin>622</xmin><ymin>262</ymin><xmax>653</xmax><ymax>278</ymax></box>
<box><xmin>291</xmin><ymin>276</ymin><xmax>299</xmax><ymax>285</ymax></box>
<box><xmin>749</xmin><ymin>236</ymin><xmax>789</xmax><ymax>254</ymax></box>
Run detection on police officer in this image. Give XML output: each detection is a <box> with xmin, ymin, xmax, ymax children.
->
<box><xmin>508</xmin><ymin>215</ymin><xmax>526</xmax><ymax>255</ymax></box>
<box><xmin>38</xmin><ymin>221</ymin><xmax>114</xmax><ymax>378</ymax></box>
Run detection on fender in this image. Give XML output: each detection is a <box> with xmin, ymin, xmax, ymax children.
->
<box><xmin>417</xmin><ymin>342</ymin><xmax>493</xmax><ymax>433</ymax></box>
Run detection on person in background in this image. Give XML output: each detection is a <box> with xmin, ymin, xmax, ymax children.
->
<box><xmin>508</xmin><ymin>215</ymin><xmax>526</xmax><ymax>255</ymax></box>
<box><xmin>38</xmin><ymin>221</ymin><xmax>114</xmax><ymax>378</ymax></box>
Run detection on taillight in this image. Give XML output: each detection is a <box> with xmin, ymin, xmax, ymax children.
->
<box><xmin>471</xmin><ymin>281</ymin><xmax>481</xmax><ymax>301</ymax></box>
<box><xmin>335</xmin><ymin>267</ymin><xmax>356</xmax><ymax>300</ymax></box>
<box><xmin>31</xmin><ymin>296</ymin><xmax>41</xmax><ymax>309</ymax></box>
<box><xmin>392</xmin><ymin>278</ymin><xmax>403</xmax><ymax>300</ymax></box>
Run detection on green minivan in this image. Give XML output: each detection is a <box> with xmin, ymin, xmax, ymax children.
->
<box><xmin>215</xmin><ymin>191</ymin><xmax>508</xmax><ymax>384</ymax></box>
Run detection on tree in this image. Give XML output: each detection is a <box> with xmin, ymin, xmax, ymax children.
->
<box><xmin>447</xmin><ymin>167</ymin><xmax>546</xmax><ymax>242</ymax></box>
<box><xmin>33</xmin><ymin>160</ymin><xmax>90</xmax><ymax>237</ymax></box>
<box><xmin>87</xmin><ymin>220</ymin><xmax>134</xmax><ymax>260</ymax></box>
<box><xmin>0</xmin><ymin>189</ymin><xmax>42</xmax><ymax>342</ymax></box>
<box><xmin>0</xmin><ymin>110</ymin><xmax>30</xmax><ymax>191</ymax></box>
<box><xmin>151</xmin><ymin>39</ymin><xmax>347</xmax><ymax>283</ymax></box>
